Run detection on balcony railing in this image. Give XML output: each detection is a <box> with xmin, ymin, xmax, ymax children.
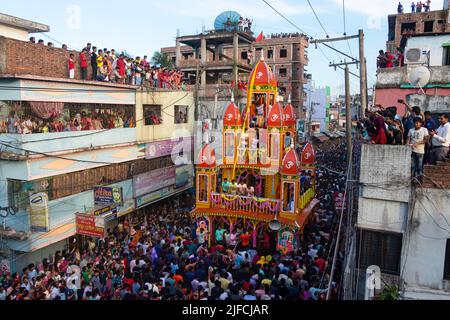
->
<box><xmin>210</xmin><ymin>192</ymin><xmax>280</xmax><ymax>215</ymax></box>
<box><xmin>0</xmin><ymin>128</ymin><xmax>137</xmax><ymax>155</ymax></box>
<box><xmin>300</xmin><ymin>187</ymin><xmax>315</xmax><ymax>210</ymax></box>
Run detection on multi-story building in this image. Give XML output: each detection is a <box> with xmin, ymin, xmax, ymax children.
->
<box><xmin>0</xmin><ymin>15</ymin><xmax>195</xmax><ymax>272</ymax></box>
<box><xmin>346</xmin><ymin>145</ymin><xmax>450</xmax><ymax>300</ymax></box>
<box><xmin>386</xmin><ymin>2</ymin><xmax>450</xmax><ymax>52</ymax></box>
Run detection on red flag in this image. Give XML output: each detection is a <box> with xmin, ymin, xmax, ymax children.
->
<box><xmin>255</xmin><ymin>32</ymin><xmax>264</xmax><ymax>42</ymax></box>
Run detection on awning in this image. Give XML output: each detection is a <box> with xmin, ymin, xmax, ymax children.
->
<box><xmin>442</xmin><ymin>42</ymin><xmax>450</xmax><ymax>47</ymax></box>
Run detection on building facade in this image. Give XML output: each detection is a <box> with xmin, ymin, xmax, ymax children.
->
<box><xmin>0</xmin><ymin>24</ymin><xmax>195</xmax><ymax>273</ymax></box>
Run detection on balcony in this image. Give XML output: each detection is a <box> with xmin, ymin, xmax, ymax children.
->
<box><xmin>0</xmin><ymin>128</ymin><xmax>137</xmax><ymax>156</ymax></box>
<box><xmin>178</xmin><ymin>59</ymin><xmax>252</xmax><ymax>71</ymax></box>
<box><xmin>210</xmin><ymin>192</ymin><xmax>281</xmax><ymax>215</ymax></box>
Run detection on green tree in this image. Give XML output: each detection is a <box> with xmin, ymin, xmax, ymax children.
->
<box><xmin>376</xmin><ymin>284</ymin><xmax>400</xmax><ymax>300</ymax></box>
<box><xmin>151</xmin><ymin>51</ymin><xmax>174</xmax><ymax>69</ymax></box>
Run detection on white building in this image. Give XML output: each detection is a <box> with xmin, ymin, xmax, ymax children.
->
<box><xmin>347</xmin><ymin>145</ymin><xmax>450</xmax><ymax>300</ymax></box>
<box><xmin>0</xmin><ymin>12</ymin><xmax>49</xmax><ymax>41</ymax></box>
<box><xmin>405</xmin><ymin>33</ymin><xmax>450</xmax><ymax>67</ymax></box>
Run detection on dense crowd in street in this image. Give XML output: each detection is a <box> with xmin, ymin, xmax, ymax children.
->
<box><xmin>0</xmin><ymin>138</ymin><xmax>348</xmax><ymax>300</ymax></box>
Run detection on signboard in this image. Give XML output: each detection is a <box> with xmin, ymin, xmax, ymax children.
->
<box><xmin>297</xmin><ymin>119</ymin><xmax>305</xmax><ymax>138</ymax></box>
<box><xmin>333</xmin><ymin>191</ymin><xmax>347</xmax><ymax>212</ymax></box>
<box><xmin>136</xmin><ymin>187</ymin><xmax>172</xmax><ymax>209</ymax></box>
<box><xmin>134</xmin><ymin>166</ymin><xmax>176</xmax><ymax>198</ymax></box>
<box><xmin>29</xmin><ymin>192</ymin><xmax>50</xmax><ymax>232</ymax></box>
<box><xmin>76</xmin><ymin>214</ymin><xmax>105</xmax><ymax>238</ymax></box>
<box><xmin>145</xmin><ymin>136</ymin><xmax>193</xmax><ymax>160</ymax></box>
<box><xmin>93</xmin><ymin>204</ymin><xmax>118</xmax><ymax>217</ymax></box>
<box><xmin>277</xmin><ymin>227</ymin><xmax>297</xmax><ymax>255</ymax></box>
<box><xmin>93</xmin><ymin>187</ymin><xmax>123</xmax><ymax>205</ymax></box>
<box><xmin>175</xmin><ymin>165</ymin><xmax>194</xmax><ymax>189</ymax></box>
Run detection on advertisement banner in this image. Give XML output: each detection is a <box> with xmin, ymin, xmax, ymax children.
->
<box><xmin>175</xmin><ymin>165</ymin><xmax>194</xmax><ymax>189</ymax></box>
<box><xmin>333</xmin><ymin>191</ymin><xmax>347</xmax><ymax>212</ymax></box>
<box><xmin>134</xmin><ymin>166</ymin><xmax>176</xmax><ymax>198</ymax></box>
<box><xmin>76</xmin><ymin>214</ymin><xmax>105</xmax><ymax>238</ymax></box>
<box><xmin>93</xmin><ymin>204</ymin><xmax>118</xmax><ymax>217</ymax></box>
<box><xmin>29</xmin><ymin>191</ymin><xmax>50</xmax><ymax>232</ymax></box>
<box><xmin>145</xmin><ymin>137</ymin><xmax>192</xmax><ymax>160</ymax></box>
<box><xmin>135</xmin><ymin>187</ymin><xmax>172</xmax><ymax>209</ymax></box>
<box><xmin>93</xmin><ymin>187</ymin><xmax>123</xmax><ymax>205</ymax></box>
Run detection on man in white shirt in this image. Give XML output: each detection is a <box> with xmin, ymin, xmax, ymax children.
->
<box><xmin>407</xmin><ymin>117</ymin><xmax>429</xmax><ymax>181</ymax></box>
<box><xmin>429</xmin><ymin>114</ymin><xmax>450</xmax><ymax>165</ymax></box>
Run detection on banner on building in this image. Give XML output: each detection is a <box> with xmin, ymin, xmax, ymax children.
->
<box><xmin>76</xmin><ymin>214</ymin><xmax>105</xmax><ymax>238</ymax></box>
<box><xmin>135</xmin><ymin>187</ymin><xmax>172</xmax><ymax>209</ymax></box>
<box><xmin>175</xmin><ymin>164</ymin><xmax>194</xmax><ymax>189</ymax></box>
<box><xmin>29</xmin><ymin>191</ymin><xmax>50</xmax><ymax>232</ymax></box>
<box><xmin>333</xmin><ymin>191</ymin><xmax>347</xmax><ymax>212</ymax></box>
<box><xmin>93</xmin><ymin>204</ymin><xmax>118</xmax><ymax>217</ymax></box>
<box><xmin>133</xmin><ymin>166</ymin><xmax>176</xmax><ymax>198</ymax></box>
<box><xmin>145</xmin><ymin>136</ymin><xmax>193</xmax><ymax>160</ymax></box>
<box><xmin>93</xmin><ymin>186</ymin><xmax>123</xmax><ymax>205</ymax></box>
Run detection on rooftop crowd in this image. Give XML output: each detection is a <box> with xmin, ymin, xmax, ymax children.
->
<box><xmin>28</xmin><ymin>38</ymin><xmax>186</xmax><ymax>90</ymax></box>
<box><xmin>0</xmin><ymin>138</ymin><xmax>347</xmax><ymax>300</ymax></box>
<box><xmin>397</xmin><ymin>1</ymin><xmax>432</xmax><ymax>13</ymax></box>
<box><xmin>358</xmin><ymin>101</ymin><xmax>450</xmax><ymax>181</ymax></box>
<box><xmin>377</xmin><ymin>48</ymin><xmax>404</xmax><ymax>69</ymax></box>
<box><xmin>266</xmin><ymin>33</ymin><xmax>309</xmax><ymax>40</ymax></box>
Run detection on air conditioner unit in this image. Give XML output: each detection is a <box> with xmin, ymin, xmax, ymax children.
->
<box><xmin>405</xmin><ymin>48</ymin><xmax>430</xmax><ymax>64</ymax></box>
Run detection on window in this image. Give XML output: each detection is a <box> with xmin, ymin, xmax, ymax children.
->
<box><xmin>143</xmin><ymin>105</ymin><xmax>162</xmax><ymax>125</ymax></box>
<box><xmin>268</xmin><ymin>49</ymin><xmax>273</xmax><ymax>59</ymax></box>
<box><xmin>197</xmin><ymin>175</ymin><xmax>209</xmax><ymax>202</ymax></box>
<box><xmin>424</xmin><ymin>21</ymin><xmax>434</xmax><ymax>33</ymax></box>
<box><xmin>356</xmin><ymin>229</ymin><xmax>402</xmax><ymax>275</ymax></box>
<box><xmin>241</xmin><ymin>51</ymin><xmax>248</xmax><ymax>60</ymax></box>
<box><xmin>444</xmin><ymin>239</ymin><xmax>450</xmax><ymax>280</ymax></box>
<box><xmin>174</xmin><ymin>105</ymin><xmax>188</xmax><ymax>124</ymax></box>
<box><xmin>279</xmin><ymin>68</ymin><xmax>287</xmax><ymax>77</ymax></box>
<box><xmin>280</xmin><ymin>49</ymin><xmax>288</xmax><ymax>58</ymax></box>
<box><xmin>444</xmin><ymin>46</ymin><xmax>450</xmax><ymax>66</ymax></box>
<box><xmin>282</xmin><ymin>182</ymin><xmax>296</xmax><ymax>213</ymax></box>
<box><xmin>401</xmin><ymin>22</ymin><xmax>416</xmax><ymax>34</ymax></box>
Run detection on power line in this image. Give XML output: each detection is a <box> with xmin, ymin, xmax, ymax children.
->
<box><xmin>306</xmin><ymin>0</ymin><xmax>329</xmax><ymax>37</ymax></box>
<box><xmin>342</xmin><ymin>0</ymin><xmax>353</xmax><ymax>56</ymax></box>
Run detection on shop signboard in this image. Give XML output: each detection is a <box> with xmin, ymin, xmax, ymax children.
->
<box><xmin>133</xmin><ymin>167</ymin><xmax>176</xmax><ymax>198</ymax></box>
<box><xmin>135</xmin><ymin>187</ymin><xmax>172</xmax><ymax>209</ymax></box>
<box><xmin>175</xmin><ymin>165</ymin><xmax>194</xmax><ymax>189</ymax></box>
<box><xmin>29</xmin><ymin>191</ymin><xmax>50</xmax><ymax>232</ymax></box>
<box><xmin>76</xmin><ymin>214</ymin><xmax>105</xmax><ymax>238</ymax></box>
<box><xmin>145</xmin><ymin>136</ymin><xmax>193</xmax><ymax>160</ymax></box>
<box><xmin>93</xmin><ymin>204</ymin><xmax>118</xmax><ymax>217</ymax></box>
<box><xmin>93</xmin><ymin>186</ymin><xmax>123</xmax><ymax>205</ymax></box>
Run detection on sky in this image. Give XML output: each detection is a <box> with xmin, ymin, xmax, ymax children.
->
<box><xmin>0</xmin><ymin>0</ymin><xmax>445</xmax><ymax>97</ymax></box>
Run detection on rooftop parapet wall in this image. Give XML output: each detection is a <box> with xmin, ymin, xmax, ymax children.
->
<box><xmin>376</xmin><ymin>66</ymin><xmax>450</xmax><ymax>88</ymax></box>
<box><xmin>0</xmin><ymin>36</ymin><xmax>91</xmax><ymax>80</ymax></box>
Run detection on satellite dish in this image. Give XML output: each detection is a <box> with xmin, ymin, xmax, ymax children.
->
<box><xmin>408</xmin><ymin>66</ymin><xmax>431</xmax><ymax>88</ymax></box>
<box><xmin>214</xmin><ymin>11</ymin><xmax>241</xmax><ymax>32</ymax></box>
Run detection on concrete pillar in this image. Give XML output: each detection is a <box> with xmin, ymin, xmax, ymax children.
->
<box><xmin>233</xmin><ymin>32</ymin><xmax>239</xmax><ymax>90</ymax></box>
<box><xmin>175</xmin><ymin>39</ymin><xmax>181</xmax><ymax>68</ymax></box>
<box><xmin>201</xmin><ymin>36</ymin><xmax>207</xmax><ymax>87</ymax></box>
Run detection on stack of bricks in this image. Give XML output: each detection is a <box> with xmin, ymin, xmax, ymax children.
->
<box><xmin>422</xmin><ymin>158</ymin><xmax>450</xmax><ymax>189</ymax></box>
<box><xmin>0</xmin><ymin>36</ymin><xmax>93</xmax><ymax>80</ymax></box>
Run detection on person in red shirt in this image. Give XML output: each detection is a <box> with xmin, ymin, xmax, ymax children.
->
<box><xmin>80</xmin><ymin>48</ymin><xmax>88</xmax><ymax>80</ymax></box>
<box><xmin>68</xmin><ymin>53</ymin><xmax>75</xmax><ymax>79</ymax></box>
<box><xmin>315</xmin><ymin>256</ymin><xmax>326</xmax><ymax>273</ymax></box>
<box><xmin>385</xmin><ymin>51</ymin><xmax>395</xmax><ymax>68</ymax></box>
<box><xmin>240</xmin><ymin>230</ymin><xmax>251</xmax><ymax>249</ymax></box>
<box><xmin>117</xmin><ymin>55</ymin><xmax>126</xmax><ymax>84</ymax></box>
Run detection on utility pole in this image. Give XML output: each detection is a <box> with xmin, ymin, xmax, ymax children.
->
<box><xmin>359</xmin><ymin>29</ymin><xmax>368</xmax><ymax>119</ymax></box>
<box><xmin>344</xmin><ymin>66</ymin><xmax>352</xmax><ymax>163</ymax></box>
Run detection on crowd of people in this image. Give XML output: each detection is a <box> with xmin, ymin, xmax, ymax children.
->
<box><xmin>0</xmin><ymin>138</ymin><xmax>347</xmax><ymax>300</ymax></box>
<box><xmin>267</xmin><ymin>32</ymin><xmax>309</xmax><ymax>40</ymax></box>
<box><xmin>28</xmin><ymin>38</ymin><xmax>186</xmax><ymax>89</ymax></box>
<box><xmin>2</xmin><ymin>109</ymin><xmax>135</xmax><ymax>134</ymax></box>
<box><xmin>397</xmin><ymin>1</ymin><xmax>432</xmax><ymax>13</ymax></box>
<box><xmin>377</xmin><ymin>48</ymin><xmax>404</xmax><ymax>69</ymax></box>
<box><xmin>358</xmin><ymin>101</ymin><xmax>450</xmax><ymax>181</ymax></box>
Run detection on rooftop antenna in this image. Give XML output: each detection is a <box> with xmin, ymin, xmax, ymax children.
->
<box><xmin>202</xmin><ymin>21</ymin><xmax>206</xmax><ymax>33</ymax></box>
<box><xmin>176</xmin><ymin>29</ymin><xmax>180</xmax><ymax>38</ymax></box>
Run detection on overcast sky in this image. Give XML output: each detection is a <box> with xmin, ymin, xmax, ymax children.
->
<box><xmin>1</xmin><ymin>0</ymin><xmax>445</xmax><ymax>97</ymax></box>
